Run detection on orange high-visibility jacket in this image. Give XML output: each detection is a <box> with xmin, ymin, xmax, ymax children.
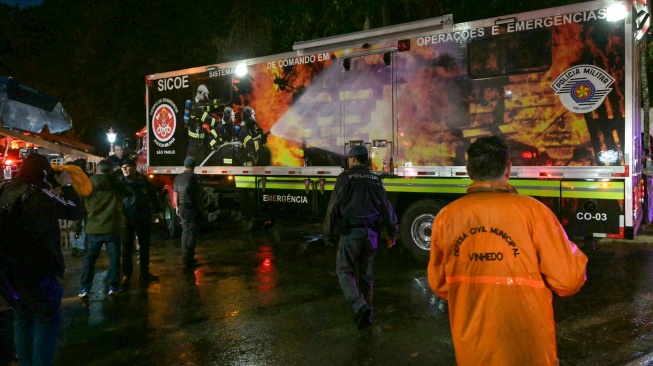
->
<box><xmin>428</xmin><ymin>181</ymin><xmax>587</xmax><ymax>366</ymax></box>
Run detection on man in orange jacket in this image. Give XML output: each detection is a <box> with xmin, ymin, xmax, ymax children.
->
<box><xmin>428</xmin><ymin>136</ymin><xmax>587</xmax><ymax>366</ymax></box>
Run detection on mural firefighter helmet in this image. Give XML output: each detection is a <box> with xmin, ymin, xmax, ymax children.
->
<box><xmin>243</xmin><ymin>106</ymin><xmax>256</xmax><ymax>125</ymax></box>
<box><xmin>223</xmin><ymin>107</ymin><xmax>235</xmax><ymax>123</ymax></box>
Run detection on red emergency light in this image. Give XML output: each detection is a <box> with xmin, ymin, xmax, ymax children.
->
<box><xmin>398</xmin><ymin>39</ymin><xmax>410</xmax><ymax>52</ymax></box>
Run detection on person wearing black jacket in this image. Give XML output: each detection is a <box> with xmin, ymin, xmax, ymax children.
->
<box><xmin>0</xmin><ymin>153</ymin><xmax>82</xmax><ymax>365</ymax></box>
<box><xmin>174</xmin><ymin>157</ymin><xmax>205</xmax><ymax>270</ymax></box>
<box><xmin>119</xmin><ymin>158</ymin><xmax>162</xmax><ymax>285</ymax></box>
<box><xmin>324</xmin><ymin>145</ymin><xmax>398</xmax><ymax>330</ymax></box>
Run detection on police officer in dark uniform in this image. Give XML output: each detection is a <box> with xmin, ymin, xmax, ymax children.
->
<box><xmin>324</xmin><ymin>145</ymin><xmax>398</xmax><ymax>330</ymax></box>
<box><xmin>173</xmin><ymin>157</ymin><xmax>205</xmax><ymax>270</ymax></box>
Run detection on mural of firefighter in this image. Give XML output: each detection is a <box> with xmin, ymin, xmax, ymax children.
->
<box><xmin>150</xmin><ymin>4</ymin><xmax>629</xmax><ymax>172</ymax></box>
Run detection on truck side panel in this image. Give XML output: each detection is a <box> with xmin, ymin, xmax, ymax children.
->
<box><xmin>146</xmin><ymin>0</ymin><xmax>646</xmax><ymax>251</ymax></box>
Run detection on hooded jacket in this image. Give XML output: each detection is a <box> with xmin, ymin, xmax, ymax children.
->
<box><xmin>2</xmin><ymin>184</ymin><xmax>81</xmax><ymax>284</ymax></box>
<box><xmin>1</xmin><ymin>152</ymin><xmax>82</xmax><ymax>298</ymax></box>
<box><xmin>428</xmin><ymin>181</ymin><xmax>587</xmax><ymax>366</ymax></box>
<box><xmin>84</xmin><ymin>173</ymin><xmax>130</xmax><ymax>235</ymax></box>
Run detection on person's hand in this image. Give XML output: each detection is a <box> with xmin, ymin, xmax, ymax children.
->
<box><xmin>55</xmin><ymin>169</ymin><xmax>73</xmax><ymax>187</ymax></box>
<box><xmin>175</xmin><ymin>207</ymin><xmax>180</xmax><ymax>217</ymax></box>
<box><xmin>387</xmin><ymin>236</ymin><xmax>396</xmax><ymax>249</ymax></box>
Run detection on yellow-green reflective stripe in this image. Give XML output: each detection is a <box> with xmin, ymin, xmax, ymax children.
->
<box><xmin>235</xmin><ymin>176</ymin><xmax>256</xmax><ymax>188</ymax></box>
<box><xmin>561</xmin><ymin>181</ymin><xmax>624</xmax><ymax>199</ymax></box>
<box><xmin>323</xmin><ymin>180</ymin><xmax>338</xmax><ymax>191</ymax></box>
<box><xmin>384</xmin><ymin>179</ymin><xmax>559</xmax><ymax>196</ymax></box>
<box><xmin>383</xmin><ymin>178</ymin><xmax>471</xmax><ymax>193</ymax></box>
<box><xmin>234</xmin><ymin>177</ymin><xmax>339</xmax><ymax>190</ymax></box>
<box><xmin>236</xmin><ymin>177</ymin><xmax>621</xmax><ymax>199</ymax></box>
<box><xmin>509</xmin><ymin>180</ymin><xmax>560</xmax><ymax>198</ymax></box>
<box><xmin>264</xmin><ymin>182</ymin><xmax>306</xmax><ymax>190</ymax></box>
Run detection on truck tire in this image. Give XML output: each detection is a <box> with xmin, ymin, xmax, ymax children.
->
<box><xmin>400</xmin><ymin>199</ymin><xmax>444</xmax><ymax>262</ymax></box>
<box><xmin>163</xmin><ymin>194</ymin><xmax>180</xmax><ymax>239</ymax></box>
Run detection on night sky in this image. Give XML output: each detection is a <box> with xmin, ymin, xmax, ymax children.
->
<box><xmin>0</xmin><ymin>0</ymin><xmax>42</xmax><ymax>8</ymax></box>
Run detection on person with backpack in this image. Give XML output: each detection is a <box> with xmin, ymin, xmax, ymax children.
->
<box><xmin>0</xmin><ymin>153</ymin><xmax>82</xmax><ymax>365</ymax></box>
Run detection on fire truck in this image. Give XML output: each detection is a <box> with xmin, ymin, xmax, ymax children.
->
<box><xmin>141</xmin><ymin>0</ymin><xmax>651</xmax><ymax>261</ymax></box>
<box><xmin>0</xmin><ymin>124</ymin><xmax>102</xmax><ymax>179</ymax></box>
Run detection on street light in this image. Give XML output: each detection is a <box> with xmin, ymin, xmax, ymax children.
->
<box><xmin>106</xmin><ymin>127</ymin><xmax>117</xmax><ymax>156</ymax></box>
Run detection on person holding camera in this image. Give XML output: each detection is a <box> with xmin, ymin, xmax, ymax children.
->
<box><xmin>324</xmin><ymin>145</ymin><xmax>398</xmax><ymax>330</ymax></box>
<box><xmin>78</xmin><ymin>159</ymin><xmax>130</xmax><ymax>298</ymax></box>
<box><xmin>0</xmin><ymin>153</ymin><xmax>82</xmax><ymax>365</ymax></box>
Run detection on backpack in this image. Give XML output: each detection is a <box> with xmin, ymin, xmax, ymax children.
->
<box><xmin>0</xmin><ymin>181</ymin><xmax>33</xmax><ymax>307</ymax></box>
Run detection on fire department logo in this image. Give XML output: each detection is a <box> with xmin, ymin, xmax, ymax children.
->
<box><xmin>152</xmin><ymin>103</ymin><xmax>176</xmax><ymax>142</ymax></box>
<box><xmin>551</xmin><ymin>65</ymin><xmax>613</xmax><ymax>113</ymax></box>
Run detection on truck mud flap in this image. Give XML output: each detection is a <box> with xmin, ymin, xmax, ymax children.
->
<box><xmin>560</xmin><ymin>189</ymin><xmax>623</xmax><ymax>238</ymax></box>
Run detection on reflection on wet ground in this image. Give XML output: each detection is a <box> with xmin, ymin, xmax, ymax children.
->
<box><xmin>1</xmin><ymin>220</ymin><xmax>653</xmax><ymax>365</ymax></box>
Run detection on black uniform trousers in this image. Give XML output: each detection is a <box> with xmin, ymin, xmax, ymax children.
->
<box><xmin>336</xmin><ymin>227</ymin><xmax>378</xmax><ymax>315</ymax></box>
<box><xmin>121</xmin><ymin>220</ymin><xmax>151</xmax><ymax>278</ymax></box>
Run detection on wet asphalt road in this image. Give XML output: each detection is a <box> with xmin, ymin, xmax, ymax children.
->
<box><xmin>3</xmin><ymin>220</ymin><xmax>653</xmax><ymax>366</ymax></box>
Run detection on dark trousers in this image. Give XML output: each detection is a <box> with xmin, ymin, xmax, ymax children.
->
<box><xmin>80</xmin><ymin>233</ymin><xmax>121</xmax><ymax>290</ymax></box>
<box><xmin>13</xmin><ymin>277</ymin><xmax>62</xmax><ymax>366</ymax></box>
<box><xmin>121</xmin><ymin>220</ymin><xmax>151</xmax><ymax>278</ymax></box>
<box><xmin>336</xmin><ymin>228</ymin><xmax>378</xmax><ymax>314</ymax></box>
<box><xmin>179</xmin><ymin>209</ymin><xmax>200</xmax><ymax>267</ymax></box>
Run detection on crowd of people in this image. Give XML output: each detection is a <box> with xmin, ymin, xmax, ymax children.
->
<box><xmin>0</xmin><ymin>135</ymin><xmax>589</xmax><ymax>365</ymax></box>
<box><xmin>0</xmin><ymin>145</ymin><xmax>205</xmax><ymax>365</ymax></box>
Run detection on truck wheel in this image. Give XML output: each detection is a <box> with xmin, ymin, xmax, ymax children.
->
<box><xmin>163</xmin><ymin>194</ymin><xmax>179</xmax><ymax>239</ymax></box>
<box><xmin>400</xmin><ymin>200</ymin><xmax>444</xmax><ymax>262</ymax></box>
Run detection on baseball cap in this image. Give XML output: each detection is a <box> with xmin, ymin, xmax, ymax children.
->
<box><xmin>184</xmin><ymin>157</ymin><xmax>196</xmax><ymax>168</ymax></box>
<box><xmin>348</xmin><ymin>145</ymin><xmax>368</xmax><ymax>158</ymax></box>
<box><xmin>121</xmin><ymin>157</ymin><xmax>136</xmax><ymax>167</ymax></box>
